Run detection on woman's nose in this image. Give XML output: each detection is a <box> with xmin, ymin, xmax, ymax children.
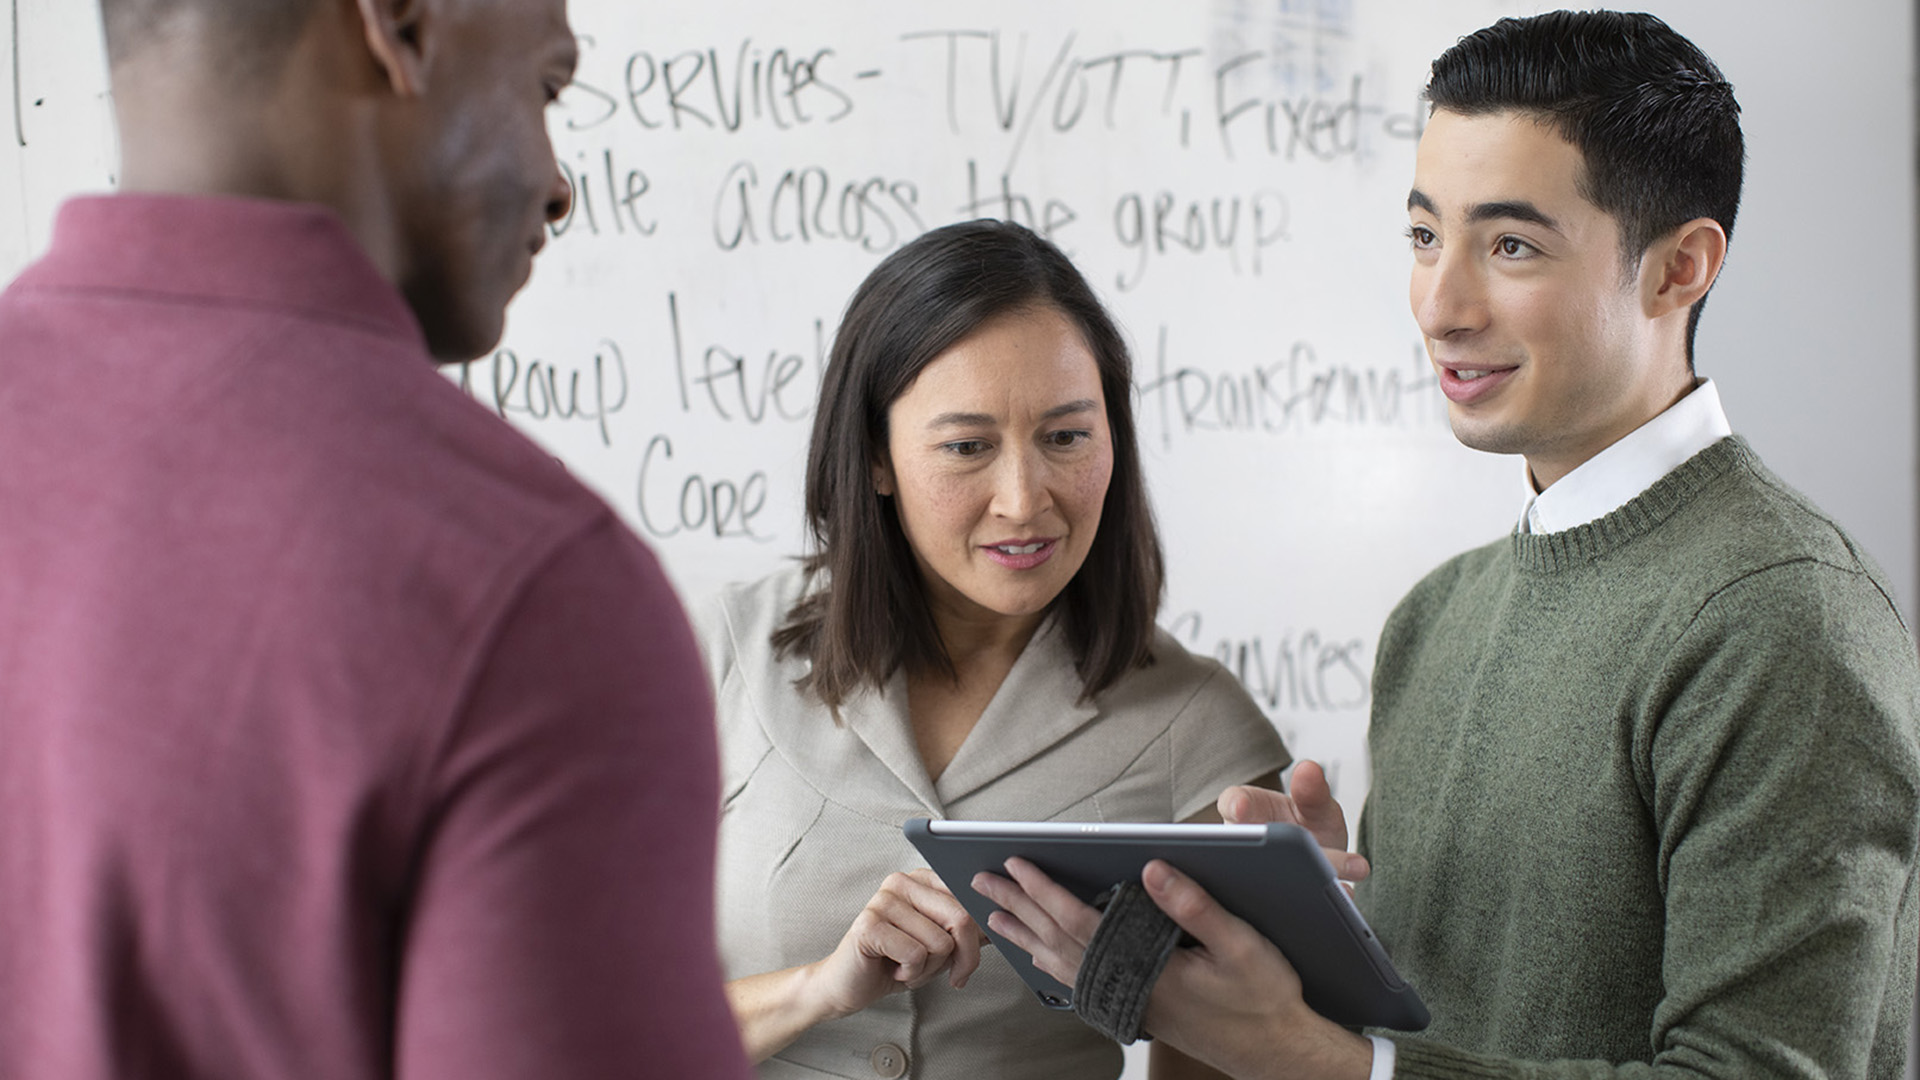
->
<box><xmin>989</xmin><ymin>448</ymin><xmax>1050</xmax><ymax>523</ymax></box>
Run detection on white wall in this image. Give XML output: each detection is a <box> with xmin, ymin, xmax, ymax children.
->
<box><xmin>3</xmin><ymin>2</ymin><xmax>1913</xmax><ymax>1075</ymax></box>
<box><xmin>6</xmin><ymin>3</ymin><xmax>1912</xmax><ymax>819</ymax></box>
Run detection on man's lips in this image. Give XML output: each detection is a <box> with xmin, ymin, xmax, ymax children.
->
<box><xmin>1435</xmin><ymin>363</ymin><xmax>1516</xmax><ymax>404</ymax></box>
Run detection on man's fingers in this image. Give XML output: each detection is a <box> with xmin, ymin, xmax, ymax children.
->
<box><xmin>1001</xmin><ymin>857</ymin><xmax>1102</xmax><ymax>941</ymax></box>
<box><xmin>1139</xmin><ymin>858</ymin><xmax>1257</xmax><ymax>953</ymax></box>
<box><xmin>1289</xmin><ymin>759</ymin><xmax>1331</xmax><ymax>806</ymax></box>
<box><xmin>982</xmin><ymin>907</ymin><xmax>1039</xmax><ymax>956</ymax></box>
<box><xmin>1325</xmin><ymin>849</ymin><xmax>1370</xmax><ymax>883</ymax></box>
<box><xmin>971</xmin><ymin>859</ymin><xmax>1102</xmax><ymax>986</ymax></box>
<box><xmin>970</xmin><ymin>867</ymin><xmax>1059</xmax><ymax>944</ymax></box>
<box><xmin>1219</xmin><ymin>761</ymin><xmax>1355</xmax><ymax>859</ymax></box>
<box><xmin>1218</xmin><ymin>784</ymin><xmax>1298</xmax><ymax>826</ymax></box>
<box><xmin>1288</xmin><ymin>760</ymin><xmax>1349</xmax><ymax>850</ymax></box>
<box><xmin>984</xmin><ymin>908</ymin><xmax>1081</xmax><ymax>986</ymax></box>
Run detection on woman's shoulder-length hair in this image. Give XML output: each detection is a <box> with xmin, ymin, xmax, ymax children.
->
<box><xmin>772</xmin><ymin>219</ymin><xmax>1165</xmax><ymax>708</ymax></box>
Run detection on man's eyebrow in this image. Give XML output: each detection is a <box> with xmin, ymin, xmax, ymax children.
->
<box><xmin>1406</xmin><ymin>191</ymin><xmax>1565</xmax><ymax>234</ymax></box>
<box><xmin>1466</xmin><ymin>200</ymin><xmax>1563</xmax><ymax>232</ymax></box>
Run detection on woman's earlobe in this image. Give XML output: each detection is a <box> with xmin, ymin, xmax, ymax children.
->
<box><xmin>871</xmin><ymin>459</ymin><xmax>895</xmax><ymax>497</ymax></box>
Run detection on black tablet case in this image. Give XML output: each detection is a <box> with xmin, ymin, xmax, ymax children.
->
<box><xmin>904</xmin><ymin>819</ymin><xmax>1429</xmax><ymax>1031</ymax></box>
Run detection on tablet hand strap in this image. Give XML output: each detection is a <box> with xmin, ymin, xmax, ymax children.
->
<box><xmin>1072</xmin><ymin>881</ymin><xmax>1183</xmax><ymax>1044</ymax></box>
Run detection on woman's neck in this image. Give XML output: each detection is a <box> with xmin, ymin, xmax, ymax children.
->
<box><xmin>905</xmin><ymin>602</ymin><xmax>1050</xmax><ymax>781</ymax></box>
<box><xmin>927</xmin><ymin>602</ymin><xmax>1046</xmax><ymax>682</ymax></box>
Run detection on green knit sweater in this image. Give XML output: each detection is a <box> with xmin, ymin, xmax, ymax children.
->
<box><xmin>1356</xmin><ymin>437</ymin><xmax>1920</xmax><ymax>1079</ymax></box>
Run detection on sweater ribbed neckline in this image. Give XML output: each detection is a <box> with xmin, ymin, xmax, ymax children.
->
<box><xmin>1511</xmin><ymin>435</ymin><xmax>1750</xmax><ymax>574</ymax></box>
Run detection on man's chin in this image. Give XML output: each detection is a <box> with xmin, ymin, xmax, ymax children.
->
<box><xmin>402</xmin><ymin>277</ymin><xmax>509</xmax><ymax>364</ymax></box>
<box><xmin>421</xmin><ymin>311</ymin><xmax>506</xmax><ymax>365</ymax></box>
<box><xmin>1446</xmin><ymin>412</ymin><xmax>1529</xmax><ymax>458</ymax></box>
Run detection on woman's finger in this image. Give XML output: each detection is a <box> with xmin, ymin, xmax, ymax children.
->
<box><xmin>861</xmin><ymin>901</ymin><xmax>955</xmax><ymax>974</ymax></box>
<box><xmin>891</xmin><ymin>869</ymin><xmax>976</xmax><ymax>930</ymax></box>
<box><xmin>875</xmin><ymin>871</ymin><xmax>1000</xmax><ymax>989</ymax></box>
<box><xmin>886</xmin><ymin>870</ymin><xmax>983</xmax><ymax>987</ymax></box>
<box><xmin>849</xmin><ymin>911</ymin><xmax>936</xmax><ymax>981</ymax></box>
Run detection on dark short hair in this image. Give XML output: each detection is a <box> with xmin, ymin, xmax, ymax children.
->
<box><xmin>773</xmin><ymin>220</ymin><xmax>1164</xmax><ymax>708</ymax></box>
<box><xmin>1426</xmin><ymin>10</ymin><xmax>1743</xmax><ymax>360</ymax></box>
<box><xmin>99</xmin><ymin>0</ymin><xmax>317</xmax><ymax>75</ymax></box>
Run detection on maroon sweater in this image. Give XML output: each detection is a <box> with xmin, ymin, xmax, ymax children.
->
<box><xmin>0</xmin><ymin>195</ymin><xmax>750</xmax><ymax>1080</ymax></box>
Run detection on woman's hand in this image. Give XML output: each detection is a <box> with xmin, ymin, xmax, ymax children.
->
<box><xmin>725</xmin><ymin>869</ymin><xmax>983</xmax><ymax>1062</ymax></box>
<box><xmin>813</xmin><ymin>868</ymin><xmax>985</xmax><ymax>1015</ymax></box>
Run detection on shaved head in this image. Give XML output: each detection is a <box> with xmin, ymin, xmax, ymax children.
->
<box><xmin>99</xmin><ymin>0</ymin><xmax>320</xmax><ymax>75</ymax></box>
<box><xmin>100</xmin><ymin>0</ymin><xmax>575</xmax><ymax>360</ymax></box>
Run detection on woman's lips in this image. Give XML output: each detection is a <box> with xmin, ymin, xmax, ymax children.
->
<box><xmin>981</xmin><ymin>539</ymin><xmax>1058</xmax><ymax>570</ymax></box>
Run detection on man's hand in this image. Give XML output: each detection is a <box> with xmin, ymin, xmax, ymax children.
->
<box><xmin>972</xmin><ymin>857</ymin><xmax>1372</xmax><ymax>1080</ymax></box>
<box><xmin>1218</xmin><ymin>760</ymin><xmax>1369</xmax><ymax>887</ymax></box>
<box><xmin>970</xmin><ymin>857</ymin><xmax>1101</xmax><ymax>988</ymax></box>
<box><xmin>1135</xmin><ymin>860</ymin><xmax>1373</xmax><ymax>1080</ymax></box>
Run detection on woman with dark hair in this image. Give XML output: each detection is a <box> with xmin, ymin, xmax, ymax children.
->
<box><xmin>695</xmin><ymin>220</ymin><xmax>1288</xmax><ymax>1080</ymax></box>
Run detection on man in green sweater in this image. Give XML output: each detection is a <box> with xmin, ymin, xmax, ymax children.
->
<box><xmin>975</xmin><ymin>10</ymin><xmax>1920</xmax><ymax>1078</ymax></box>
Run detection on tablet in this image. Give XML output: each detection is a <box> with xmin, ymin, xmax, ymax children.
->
<box><xmin>903</xmin><ymin>818</ymin><xmax>1430</xmax><ymax>1031</ymax></box>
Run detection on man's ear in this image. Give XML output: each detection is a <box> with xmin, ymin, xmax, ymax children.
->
<box><xmin>354</xmin><ymin>0</ymin><xmax>434</xmax><ymax>97</ymax></box>
<box><xmin>1641</xmin><ymin>217</ymin><xmax>1728</xmax><ymax>319</ymax></box>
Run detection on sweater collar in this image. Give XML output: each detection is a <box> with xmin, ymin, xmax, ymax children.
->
<box><xmin>17</xmin><ymin>194</ymin><xmax>425</xmax><ymax>350</ymax></box>
<box><xmin>1521</xmin><ymin>379</ymin><xmax>1734</xmax><ymax>535</ymax></box>
<box><xmin>1510</xmin><ymin>435</ymin><xmax>1751</xmax><ymax>573</ymax></box>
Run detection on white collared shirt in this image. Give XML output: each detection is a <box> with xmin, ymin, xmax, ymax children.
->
<box><xmin>1520</xmin><ymin>379</ymin><xmax>1733</xmax><ymax>535</ymax></box>
<box><xmin>1367</xmin><ymin>1035</ymin><xmax>1396</xmax><ymax>1079</ymax></box>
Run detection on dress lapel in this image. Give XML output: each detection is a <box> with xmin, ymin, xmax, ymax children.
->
<box><xmin>934</xmin><ymin>618</ymin><xmax>1100</xmax><ymax>806</ymax></box>
<box><xmin>839</xmin><ymin>669</ymin><xmax>946</xmax><ymax>816</ymax></box>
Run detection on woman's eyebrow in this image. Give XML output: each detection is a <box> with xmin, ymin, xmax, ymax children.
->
<box><xmin>927</xmin><ymin>411</ymin><xmax>997</xmax><ymax>429</ymax></box>
<box><xmin>926</xmin><ymin>399</ymin><xmax>1097</xmax><ymax>429</ymax></box>
<box><xmin>1041</xmin><ymin>399</ymin><xmax>1099</xmax><ymax>420</ymax></box>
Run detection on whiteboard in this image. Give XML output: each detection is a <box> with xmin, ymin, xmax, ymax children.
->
<box><xmin>4</xmin><ymin>0</ymin><xmax>1914</xmax><ymax>839</ymax></box>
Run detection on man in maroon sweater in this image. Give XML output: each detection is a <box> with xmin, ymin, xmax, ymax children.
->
<box><xmin>0</xmin><ymin>2</ymin><xmax>751</xmax><ymax>1078</ymax></box>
